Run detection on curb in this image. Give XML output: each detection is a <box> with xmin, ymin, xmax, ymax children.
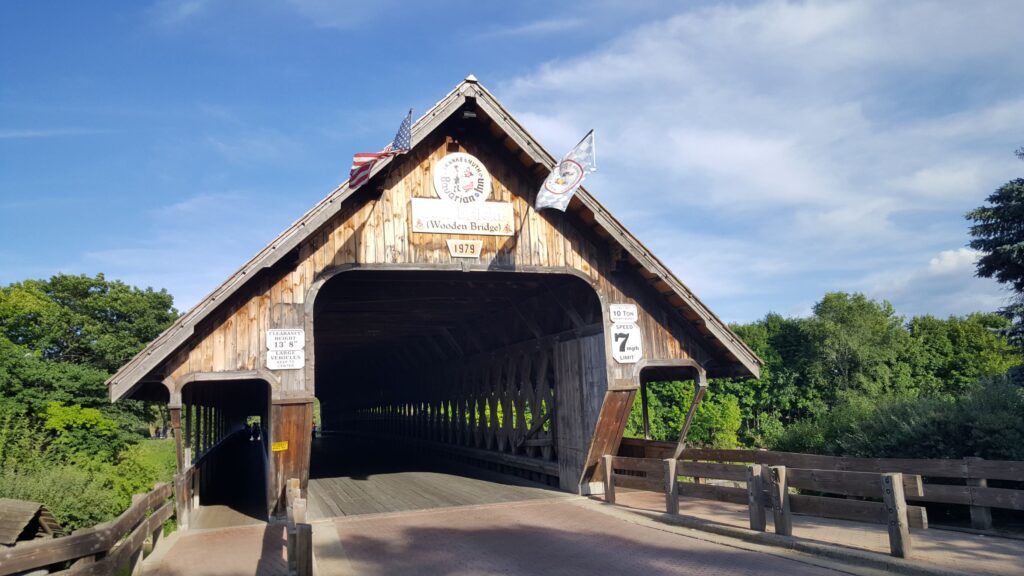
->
<box><xmin>582</xmin><ymin>500</ymin><xmax>976</xmax><ymax>576</ymax></box>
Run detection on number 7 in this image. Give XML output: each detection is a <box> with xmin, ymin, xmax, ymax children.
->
<box><xmin>614</xmin><ymin>332</ymin><xmax>629</xmax><ymax>352</ymax></box>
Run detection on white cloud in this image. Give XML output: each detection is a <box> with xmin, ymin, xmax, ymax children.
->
<box><xmin>486</xmin><ymin>18</ymin><xmax>584</xmax><ymax>37</ymax></box>
<box><xmin>501</xmin><ymin>0</ymin><xmax>1022</xmax><ymax>321</ymax></box>
<box><xmin>863</xmin><ymin>248</ymin><xmax>1007</xmax><ymax>318</ymax></box>
<box><xmin>205</xmin><ymin>131</ymin><xmax>301</xmax><ymax>164</ymax></box>
<box><xmin>149</xmin><ymin>0</ymin><xmax>212</xmax><ymax>27</ymax></box>
<box><xmin>0</xmin><ymin>128</ymin><xmax>109</xmax><ymax>139</ymax></box>
<box><xmin>283</xmin><ymin>0</ymin><xmax>400</xmax><ymax>30</ymax></box>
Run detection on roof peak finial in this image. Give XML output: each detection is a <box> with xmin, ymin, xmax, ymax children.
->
<box><xmin>464</xmin><ymin>73</ymin><xmax>479</xmax><ymax>83</ymax></box>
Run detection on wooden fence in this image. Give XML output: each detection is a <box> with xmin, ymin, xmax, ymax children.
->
<box><xmin>285</xmin><ymin>478</ymin><xmax>312</xmax><ymax>576</ymax></box>
<box><xmin>618</xmin><ymin>438</ymin><xmax>1024</xmax><ymax>531</ymax></box>
<box><xmin>603</xmin><ymin>454</ymin><xmax>919</xmax><ymax>557</ymax></box>
<box><xmin>0</xmin><ymin>482</ymin><xmax>173</xmax><ymax>576</ymax></box>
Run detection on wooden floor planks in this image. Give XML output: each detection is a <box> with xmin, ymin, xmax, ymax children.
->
<box><xmin>306</xmin><ymin>434</ymin><xmax>566</xmax><ymax>521</ymax></box>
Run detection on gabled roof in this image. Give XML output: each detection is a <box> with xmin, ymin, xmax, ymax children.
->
<box><xmin>108</xmin><ymin>76</ymin><xmax>761</xmax><ymax>401</ymax></box>
<box><xmin>0</xmin><ymin>499</ymin><xmax>62</xmax><ymax>545</ymax></box>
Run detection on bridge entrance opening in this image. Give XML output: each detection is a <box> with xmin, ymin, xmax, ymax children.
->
<box><xmin>307</xmin><ymin>270</ymin><xmax>605</xmax><ymax>518</ymax></box>
<box><xmin>180</xmin><ymin>378</ymin><xmax>271</xmax><ymax>528</ymax></box>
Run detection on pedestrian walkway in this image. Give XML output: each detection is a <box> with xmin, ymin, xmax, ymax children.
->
<box><xmin>614</xmin><ymin>489</ymin><xmax>1024</xmax><ymax>576</ymax></box>
<box><xmin>143</xmin><ymin>524</ymin><xmax>287</xmax><ymax>576</ymax></box>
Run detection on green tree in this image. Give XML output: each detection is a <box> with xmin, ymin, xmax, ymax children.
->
<box><xmin>625</xmin><ymin>381</ymin><xmax>742</xmax><ymax>448</ymax></box>
<box><xmin>966</xmin><ymin>171</ymin><xmax>1024</xmax><ymax>348</ymax></box>
<box><xmin>0</xmin><ymin>273</ymin><xmax>180</xmax><ymax>530</ymax></box>
<box><xmin>908</xmin><ymin>313</ymin><xmax>1020</xmax><ymax>397</ymax></box>
<box><xmin>805</xmin><ymin>292</ymin><xmax>917</xmax><ymax>402</ymax></box>
<box><xmin>0</xmin><ymin>273</ymin><xmax>177</xmax><ymax>372</ymax></box>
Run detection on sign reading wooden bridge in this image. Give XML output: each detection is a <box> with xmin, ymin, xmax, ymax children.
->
<box><xmin>105</xmin><ymin>75</ymin><xmax>762</xmax><ymax>518</ymax></box>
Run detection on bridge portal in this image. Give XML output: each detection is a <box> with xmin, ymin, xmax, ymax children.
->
<box><xmin>107</xmin><ymin>76</ymin><xmax>760</xmax><ymax>520</ymax></box>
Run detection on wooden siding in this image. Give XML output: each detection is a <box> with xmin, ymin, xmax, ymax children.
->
<box><xmin>154</xmin><ymin>120</ymin><xmax>717</xmax><ymax>499</ymax></box>
<box><xmin>160</xmin><ymin>126</ymin><xmax>712</xmax><ymax>394</ymax></box>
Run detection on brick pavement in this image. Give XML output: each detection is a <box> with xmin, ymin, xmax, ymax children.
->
<box><xmin>144</xmin><ymin>523</ymin><xmax>288</xmax><ymax>576</ymax></box>
<box><xmin>615</xmin><ymin>489</ymin><xmax>1024</xmax><ymax>576</ymax></box>
<box><xmin>313</xmin><ymin>498</ymin><xmax>878</xmax><ymax>576</ymax></box>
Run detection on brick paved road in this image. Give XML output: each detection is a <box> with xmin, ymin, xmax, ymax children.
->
<box><xmin>313</xmin><ymin>498</ymin><xmax>870</xmax><ymax>576</ymax></box>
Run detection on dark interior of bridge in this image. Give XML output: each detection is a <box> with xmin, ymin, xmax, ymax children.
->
<box><xmin>308</xmin><ymin>270</ymin><xmax>603</xmax><ymax>517</ymax></box>
<box><xmin>181</xmin><ymin>378</ymin><xmax>271</xmax><ymax>528</ymax></box>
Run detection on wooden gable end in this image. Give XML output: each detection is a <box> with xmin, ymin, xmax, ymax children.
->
<box><xmin>154</xmin><ymin>112</ymin><xmax>718</xmax><ymax>403</ymax></box>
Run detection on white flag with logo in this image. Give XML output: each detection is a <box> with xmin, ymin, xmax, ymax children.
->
<box><xmin>536</xmin><ymin>130</ymin><xmax>596</xmax><ymax>211</ymax></box>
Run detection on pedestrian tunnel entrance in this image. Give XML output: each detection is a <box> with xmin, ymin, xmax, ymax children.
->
<box><xmin>308</xmin><ymin>270</ymin><xmax>607</xmax><ymax>517</ymax></box>
<box><xmin>179</xmin><ymin>378</ymin><xmax>271</xmax><ymax>528</ymax></box>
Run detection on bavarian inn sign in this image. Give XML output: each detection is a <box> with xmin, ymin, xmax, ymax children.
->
<box><xmin>412</xmin><ymin>152</ymin><xmax>514</xmax><ymax>236</ymax></box>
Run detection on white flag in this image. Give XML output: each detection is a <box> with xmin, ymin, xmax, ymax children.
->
<box><xmin>536</xmin><ymin>130</ymin><xmax>596</xmax><ymax>211</ymax></box>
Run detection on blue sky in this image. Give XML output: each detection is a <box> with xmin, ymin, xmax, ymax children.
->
<box><xmin>1</xmin><ymin>1</ymin><xmax>1022</xmax><ymax>323</ymax></box>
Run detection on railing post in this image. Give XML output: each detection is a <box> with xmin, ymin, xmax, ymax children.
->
<box><xmin>602</xmin><ymin>455</ymin><xmax>616</xmax><ymax>504</ymax></box>
<box><xmin>746</xmin><ymin>464</ymin><xmax>766</xmax><ymax>531</ymax></box>
<box><xmin>768</xmin><ymin>465</ymin><xmax>792</xmax><ymax>536</ymax></box>
<box><xmin>174</xmin><ymin>473</ymin><xmax>190</xmax><ymax>531</ymax></box>
<box><xmin>882</xmin><ymin>472</ymin><xmax>912</xmax><ymax>558</ymax></box>
<box><xmin>664</xmin><ymin>458</ymin><xmax>679</xmax><ymax>515</ymax></box>
<box><xmin>965</xmin><ymin>457</ymin><xmax>993</xmax><ymax>530</ymax></box>
<box><xmin>192</xmin><ymin>466</ymin><xmax>201</xmax><ymax>509</ymax></box>
<box><xmin>295</xmin><ymin>523</ymin><xmax>313</xmax><ymax>576</ymax></box>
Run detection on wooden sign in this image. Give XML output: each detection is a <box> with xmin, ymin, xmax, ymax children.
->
<box><xmin>271</xmin><ymin>441</ymin><xmax>289</xmax><ymax>452</ymax></box>
<box><xmin>446</xmin><ymin>239</ymin><xmax>483</xmax><ymax>258</ymax></box>
<box><xmin>411</xmin><ymin>198</ymin><xmax>514</xmax><ymax>236</ymax></box>
<box><xmin>413</xmin><ymin>152</ymin><xmax>514</xmax><ymax>236</ymax></box>
<box><xmin>433</xmin><ymin>153</ymin><xmax>492</xmax><ymax>204</ymax></box>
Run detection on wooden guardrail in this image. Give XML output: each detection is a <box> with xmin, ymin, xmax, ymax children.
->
<box><xmin>0</xmin><ymin>482</ymin><xmax>173</xmax><ymax>576</ymax></box>
<box><xmin>285</xmin><ymin>478</ymin><xmax>312</xmax><ymax>576</ymax></box>
<box><xmin>602</xmin><ymin>455</ymin><xmax>922</xmax><ymax>558</ymax></box>
<box><xmin>620</xmin><ymin>438</ymin><xmax>1024</xmax><ymax>531</ymax></box>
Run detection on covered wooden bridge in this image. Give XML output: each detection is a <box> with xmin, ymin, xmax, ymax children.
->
<box><xmin>107</xmin><ymin>76</ymin><xmax>761</xmax><ymax>522</ymax></box>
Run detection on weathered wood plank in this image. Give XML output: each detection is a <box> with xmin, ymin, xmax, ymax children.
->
<box><xmin>611</xmin><ymin>456</ymin><xmax>664</xmax><ymax>474</ymax></box>
<box><xmin>613</xmin><ymin>473</ymin><xmax>664</xmax><ymax>493</ymax></box>
<box><xmin>786</xmin><ymin>468</ymin><xmax>924</xmax><ymax>499</ymax></box>
<box><xmin>677</xmin><ymin>482</ymin><xmax>749</xmax><ymax>505</ymax></box>
<box><xmin>678</xmin><ymin>461</ymin><xmax>749</xmax><ymax>482</ymax></box>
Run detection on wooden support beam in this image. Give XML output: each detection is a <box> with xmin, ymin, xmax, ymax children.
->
<box><xmin>664</xmin><ymin>458</ymin><xmax>679</xmax><ymax>515</ymax></box>
<box><xmin>882</xmin><ymin>472</ymin><xmax>912</xmax><ymax>558</ymax></box>
<box><xmin>768</xmin><ymin>465</ymin><xmax>792</xmax><ymax>536</ymax></box>
<box><xmin>640</xmin><ymin>381</ymin><xmax>650</xmax><ymax>440</ymax></box>
<box><xmin>543</xmin><ymin>279</ymin><xmax>585</xmax><ymax>328</ymax></box>
<box><xmin>511</xmin><ymin>300</ymin><xmax>544</xmax><ymax>339</ymax></box>
<box><xmin>966</xmin><ymin>457</ymin><xmax>993</xmax><ymax>530</ymax></box>
<box><xmin>673</xmin><ymin>372</ymin><xmax>707</xmax><ymax>460</ymax></box>
<box><xmin>439</xmin><ymin>327</ymin><xmax>464</xmax><ymax>357</ymax></box>
<box><xmin>747</xmin><ymin>464</ymin><xmax>766</xmax><ymax>531</ymax></box>
<box><xmin>603</xmin><ymin>455</ymin><xmax>616</xmax><ymax>504</ymax></box>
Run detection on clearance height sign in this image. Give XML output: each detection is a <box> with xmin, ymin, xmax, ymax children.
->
<box><xmin>267</xmin><ymin>329</ymin><xmax>304</xmax><ymax>370</ymax></box>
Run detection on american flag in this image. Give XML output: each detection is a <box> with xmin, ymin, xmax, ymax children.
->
<box><xmin>349</xmin><ymin>109</ymin><xmax>413</xmax><ymax>190</ymax></box>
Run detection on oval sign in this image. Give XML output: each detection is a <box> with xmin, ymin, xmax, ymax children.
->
<box><xmin>433</xmin><ymin>152</ymin><xmax>492</xmax><ymax>204</ymax></box>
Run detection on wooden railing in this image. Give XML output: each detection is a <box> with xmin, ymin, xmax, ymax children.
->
<box><xmin>173</xmin><ymin>427</ymin><xmax>250</xmax><ymax>530</ymax></box>
<box><xmin>285</xmin><ymin>478</ymin><xmax>312</xmax><ymax>576</ymax></box>
<box><xmin>0</xmin><ymin>482</ymin><xmax>173</xmax><ymax>576</ymax></box>
<box><xmin>619</xmin><ymin>438</ymin><xmax>1024</xmax><ymax>531</ymax></box>
<box><xmin>603</xmin><ymin>454</ymin><xmax>921</xmax><ymax>558</ymax></box>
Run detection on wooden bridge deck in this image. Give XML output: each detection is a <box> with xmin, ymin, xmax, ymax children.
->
<box><xmin>306</xmin><ymin>434</ymin><xmax>566</xmax><ymax>520</ymax></box>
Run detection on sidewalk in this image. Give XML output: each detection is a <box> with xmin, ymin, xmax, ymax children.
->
<box><xmin>613</xmin><ymin>490</ymin><xmax>1024</xmax><ymax>576</ymax></box>
<box><xmin>143</xmin><ymin>523</ymin><xmax>288</xmax><ymax>576</ymax></box>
